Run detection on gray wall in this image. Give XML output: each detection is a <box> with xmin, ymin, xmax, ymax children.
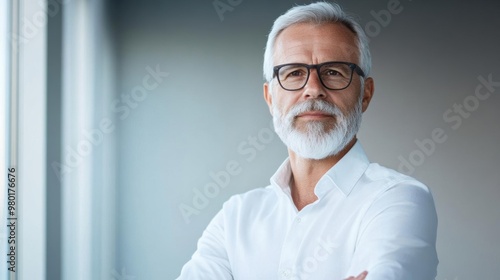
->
<box><xmin>109</xmin><ymin>0</ymin><xmax>500</xmax><ymax>279</ymax></box>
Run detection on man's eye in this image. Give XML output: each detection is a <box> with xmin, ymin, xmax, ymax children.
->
<box><xmin>289</xmin><ymin>70</ymin><xmax>303</xmax><ymax>77</ymax></box>
<box><xmin>325</xmin><ymin>69</ymin><xmax>341</xmax><ymax>76</ymax></box>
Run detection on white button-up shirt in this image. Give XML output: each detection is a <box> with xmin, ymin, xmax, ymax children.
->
<box><xmin>177</xmin><ymin>142</ymin><xmax>438</xmax><ymax>280</ymax></box>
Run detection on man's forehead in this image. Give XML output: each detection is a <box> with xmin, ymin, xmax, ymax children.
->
<box><xmin>276</xmin><ymin>41</ymin><xmax>359</xmax><ymax>62</ymax></box>
<box><xmin>273</xmin><ymin>22</ymin><xmax>360</xmax><ymax>64</ymax></box>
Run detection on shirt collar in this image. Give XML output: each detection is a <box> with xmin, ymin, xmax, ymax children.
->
<box><xmin>270</xmin><ymin>157</ymin><xmax>293</xmax><ymax>199</ymax></box>
<box><xmin>270</xmin><ymin>141</ymin><xmax>370</xmax><ymax>199</ymax></box>
<box><xmin>320</xmin><ymin>141</ymin><xmax>370</xmax><ymax>197</ymax></box>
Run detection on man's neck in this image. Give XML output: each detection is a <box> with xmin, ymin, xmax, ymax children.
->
<box><xmin>288</xmin><ymin>138</ymin><xmax>357</xmax><ymax>211</ymax></box>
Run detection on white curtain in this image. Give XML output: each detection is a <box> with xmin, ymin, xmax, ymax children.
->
<box><xmin>2</xmin><ymin>0</ymin><xmax>116</xmax><ymax>279</ymax></box>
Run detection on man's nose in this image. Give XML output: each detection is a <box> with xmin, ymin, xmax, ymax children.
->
<box><xmin>303</xmin><ymin>69</ymin><xmax>326</xmax><ymax>99</ymax></box>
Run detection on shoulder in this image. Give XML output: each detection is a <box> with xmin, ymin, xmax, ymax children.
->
<box><xmin>356</xmin><ymin>163</ymin><xmax>436</xmax><ymax>211</ymax></box>
<box><xmin>364</xmin><ymin>162</ymin><xmax>431</xmax><ymax>193</ymax></box>
<box><xmin>358</xmin><ymin>163</ymin><xmax>437</xmax><ymax>220</ymax></box>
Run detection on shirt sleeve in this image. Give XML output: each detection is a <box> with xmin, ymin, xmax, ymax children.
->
<box><xmin>346</xmin><ymin>182</ymin><xmax>439</xmax><ymax>280</ymax></box>
<box><xmin>176</xmin><ymin>207</ymin><xmax>233</xmax><ymax>280</ymax></box>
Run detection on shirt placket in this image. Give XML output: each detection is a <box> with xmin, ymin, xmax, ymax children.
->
<box><xmin>277</xmin><ymin>203</ymin><xmax>313</xmax><ymax>280</ymax></box>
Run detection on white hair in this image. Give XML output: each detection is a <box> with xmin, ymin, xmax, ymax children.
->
<box><xmin>263</xmin><ymin>2</ymin><xmax>371</xmax><ymax>82</ymax></box>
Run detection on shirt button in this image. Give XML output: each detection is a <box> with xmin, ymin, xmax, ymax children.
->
<box><xmin>296</xmin><ymin>217</ymin><xmax>302</xmax><ymax>223</ymax></box>
<box><xmin>282</xmin><ymin>269</ymin><xmax>292</xmax><ymax>279</ymax></box>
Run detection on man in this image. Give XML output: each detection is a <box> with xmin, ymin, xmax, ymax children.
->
<box><xmin>178</xmin><ymin>2</ymin><xmax>438</xmax><ymax>279</ymax></box>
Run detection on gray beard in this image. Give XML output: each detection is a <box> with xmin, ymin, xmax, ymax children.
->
<box><xmin>272</xmin><ymin>98</ymin><xmax>363</xmax><ymax>160</ymax></box>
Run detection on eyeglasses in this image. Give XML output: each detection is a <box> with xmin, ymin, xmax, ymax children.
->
<box><xmin>272</xmin><ymin>61</ymin><xmax>365</xmax><ymax>91</ymax></box>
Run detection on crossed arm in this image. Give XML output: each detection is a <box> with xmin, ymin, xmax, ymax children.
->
<box><xmin>177</xmin><ymin>183</ymin><xmax>438</xmax><ymax>279</ymax></box>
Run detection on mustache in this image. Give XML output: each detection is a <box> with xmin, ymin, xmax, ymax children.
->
<box><xmin>287</xmin><ymin>99</ymin><xmax>343</xmax><ymax>119</ymax></box>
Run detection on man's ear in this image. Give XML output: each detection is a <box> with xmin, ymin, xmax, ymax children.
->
<box><xmin>264</xmin><ymin>82</ymin><xmax>274</xmax><ymax>115</ymax></box>
<box><xmin>361</xmin><ymin>77</ymin><xmax>374</xmax><ymax>113</ymax></box>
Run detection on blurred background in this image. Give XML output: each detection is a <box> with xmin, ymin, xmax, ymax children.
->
<box><xmin>1</xmin><ymin>0</ymin><xmax>500</xmax><ymax>279</ymax></box>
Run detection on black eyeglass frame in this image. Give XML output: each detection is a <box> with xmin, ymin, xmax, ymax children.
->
<box><xmin>272</xmin><ymin>61</ymin><xmax>365</xmax><ymax>91</ymax></box>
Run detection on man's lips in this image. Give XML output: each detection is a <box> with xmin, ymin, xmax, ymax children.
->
<box><xmin>296</xmin><ymin>111</ymin><xmax>334</xmax><ymax>119</ymax></box>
